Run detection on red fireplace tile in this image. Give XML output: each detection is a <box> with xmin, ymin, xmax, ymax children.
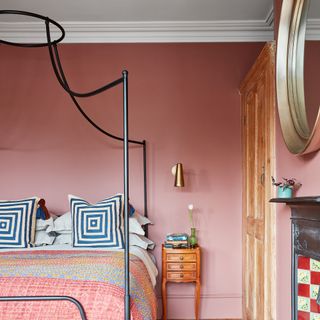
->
<box><xmin>298</xmin><ymin>284</ymin><xmax>310</xmax><ymax>297</ymax></box>
<box><xmin>310</xmin><ymin>299</ymin><xmax>320</xmax><ymax>313</ymax></box>
<box><xmin>298</xmin><ymin>310</ymin><xmax>310</xmax><ymax>320</ymax></box>
<box><xmin>311</xmin><ymin>271</ymin><xmax>320</xmax><ymax>285</ymax></box>
<box><xmin>299</xmin><ymin>256</ymin><xmax>311</xmax><ymax>270</ymax></box>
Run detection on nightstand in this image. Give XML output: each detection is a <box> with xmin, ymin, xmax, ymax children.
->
<box><xmin>161</xmin><ymin>245</ymin><xmax>201</xmax><ymax>320</ymax></box>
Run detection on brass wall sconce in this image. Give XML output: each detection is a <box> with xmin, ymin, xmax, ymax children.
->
<box><xmin>172</xmin><ymin>163</ymin><xmax>185</xmax><ymax>187</ymax></box>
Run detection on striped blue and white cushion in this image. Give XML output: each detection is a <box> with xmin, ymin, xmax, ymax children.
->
<box><xmin>69</xmin><ymin>194</ymin><xmax>124</xmax><ymax>249</ymax></box>
<box><xmin>0</xmin><ymin>197</ymin><xmax>39</xmax><ymax>249</ymax></box>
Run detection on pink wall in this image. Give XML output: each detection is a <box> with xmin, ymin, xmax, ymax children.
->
<box><xmin>275</xmin><ymin>0</ymin><xmax>320</xmax><ymax>318</ymax></box>
<box><xmin>275</xmin><ymin>118</ymin><xmax>320</xmax><ymax>320</ymax></box>
<box><xmin>0</xmin><ymin>43</ymin><xmax>263</xmax><ymax>319</ymax></box>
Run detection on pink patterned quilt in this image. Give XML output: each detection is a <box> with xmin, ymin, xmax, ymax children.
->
<box><xmin>0</xmin><ymin>250</ymin><xmax>157</xmax><ymax>320</ymax></box>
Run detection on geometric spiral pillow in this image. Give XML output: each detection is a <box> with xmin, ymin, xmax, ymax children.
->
<box><xmin>0</xmin><ymin>197</ymin><xmax>39</xmax><ymax>249</ymax></box>
<box><xmin>69</xmin><ymin>194</ymin><xmax>124</xmax><ymax>249</ymax></box>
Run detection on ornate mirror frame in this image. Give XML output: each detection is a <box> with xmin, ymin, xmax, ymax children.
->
<box><xmin>276</xmin><ymin>0</ymin><xmax>320</xmax><ymax>154</ymax></box>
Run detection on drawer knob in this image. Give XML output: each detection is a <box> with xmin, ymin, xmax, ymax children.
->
<box><xmin>180</xmin><ymin>264</ymin><xmax>184</xmax><ymax>269</ymax></box>
<box><xmin>180</xmin><ymin>274</ymin><xmax>184</xmax><ymax>278</ymax></box>
<box><xmin>179</xmin><ymin>256</ymin><xmax>184</xmax><ymax>261</ymax></box>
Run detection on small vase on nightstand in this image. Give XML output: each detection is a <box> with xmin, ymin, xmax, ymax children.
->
<box><xmin>189</xmin><ymin>227</ymin><xmax>197</xmax><ymax>248</ymax></box>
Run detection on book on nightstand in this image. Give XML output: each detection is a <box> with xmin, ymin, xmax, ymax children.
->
<box><xmin>164</xmin><ymin>233</ymin><xmax>189</xmax><ymax>248</ymax></box>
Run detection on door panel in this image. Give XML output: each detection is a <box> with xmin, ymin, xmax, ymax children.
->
<box><xmin>245</xmin><ymin>87</ymin><xmax>265</xmax><ymax>320</ymax></box>
<box><xmin>240</xmin><ymin>42</ymin><xmax>276</xmax><ymax>320</ymax></box>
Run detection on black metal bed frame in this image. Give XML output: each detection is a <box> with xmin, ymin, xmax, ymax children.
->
<box><xmin>0</xmin><ymin>10</ymin><xmax>148</xmax><ymax>320</ymax></box>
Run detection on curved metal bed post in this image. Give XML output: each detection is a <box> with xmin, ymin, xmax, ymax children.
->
<box><xmin>0</xmin><ymin>10</ymin><xmax>149</xmax><ymax>320</ymax></box>
<box><xmin>0</xmin><ymin>296</ymin><xmax>87</xmax><ymax>320</ymax></box>
<box><xmin>0</xmin><ymin>10</ymin><xmax>65</xmax><ymax>47</ymax></box>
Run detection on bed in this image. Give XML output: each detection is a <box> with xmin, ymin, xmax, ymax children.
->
<box><xmin>0</xmin><ymin>246</ymin><xmax>157</xmax><ymax>320</ymax></box>
<box><xmin>0</xmin><ymin>195</ymin><xmax>157</xmax><ymax>319</ymax></box>
<box><xmin>0</xmin><ymin>9</ymin><xmax>151</xmax><ymax>320</ymax></box>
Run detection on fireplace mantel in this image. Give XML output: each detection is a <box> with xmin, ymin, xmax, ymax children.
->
<box><xmin>270</xmin><ymin>196</ymin><xmax>320</xmax><ymax>319</ymax></box>
<box><xmin>271</xmin><ymin>196</ymin><xmax>320</xmax><ymax>221</ymax></box>
<box><xmin>270</xmin><ymin>196</ymin><xmax>320</xmax><ymax>205</ymax></box>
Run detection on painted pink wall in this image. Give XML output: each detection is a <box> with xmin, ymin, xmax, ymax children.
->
<box><xmin>275</xmin><ymin>118</ymin><xmax>320</xmax><ymax>320</ymax></box>
<box><xmin>0</xmin><ymin>43</ymin><xmax>263</xmax><ymax>319</ymax></box>
<box><xmin>275</xmin><ymin>0</ymin><xmax>320</xmax><ymax>318</ymax></box>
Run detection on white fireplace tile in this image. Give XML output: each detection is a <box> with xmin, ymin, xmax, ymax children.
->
<box><xmin>299</xmin><ymin>269</ymin><xmax>311</xmax><ymax>284</ymax></box>
<box><xmin>298</xmin><ymin>296</ymin><xmax>310</xmax><ymax>312</ymax></box>
<box><xmin>311</xmin><ymin>285</ymin><xmax>319</xmax><ymax>300</ymax></box>
<box><xmin>311</xmin><ymin>312</ymin><xmax>320</xmax><ymax>320</ymax></box>
<box><xmin>311</xmin><ymin>259</ymin><xmax>320</xmax><ymax>272</ymax></box>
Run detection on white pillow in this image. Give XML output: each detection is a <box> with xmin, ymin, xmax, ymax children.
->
<box><xmin>53</xmin><ymin>233</ymin><xmax>72</xmax><ymax>245</ymax></box>
<box><xmin>35</xmin><ymin>230</ymin><xmax>55</xmax><ymax>246</ymax></box>
<box><xmin>48</xmin><ymin>211</ymin><xmax>148</xmax><ymax>238</ymax></box>
<box><xmin>36</xmin><ymin>217</ymin><xmax>54</xmax><ymax>231</ymax></box>
<box><xmin>134</xmin><ymin>212</ymin><xmax>153</xmax><ymax>226</ymax></box>
<box><xmin>129</xmin><ymin>234</ymin><xmax>155</xmax><ymax>250</ymax></box>
<box><xmin>129</xmin><ymin>217</ymin><xmax>145</xmax><ymax>235</ymax></box>
<box><xmin>47</xmin><ymin>212</ymin><xmax>71</xmax><ymax>234</ymax></box>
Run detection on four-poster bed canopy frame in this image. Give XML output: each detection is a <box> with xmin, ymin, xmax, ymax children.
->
<box><xmin>0</xmin><ymin>9</ymin><xmax>148</xmax><ymax>320</ymax></box>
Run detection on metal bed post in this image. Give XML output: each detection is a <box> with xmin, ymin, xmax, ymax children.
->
<box><xmin>142</xmin><ymin>140</ymin><xmax>148</xmax><ymax>238</ymax></box>
<box><xmin>123</xmin><ymin>70</ymin><xmax>130</xmax><ymax>320</ymax></box>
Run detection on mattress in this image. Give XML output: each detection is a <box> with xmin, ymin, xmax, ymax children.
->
<box><xmin>0</xmin><ymin>246</ymin><xmax>157</xmax><ymax>320</ymax></box>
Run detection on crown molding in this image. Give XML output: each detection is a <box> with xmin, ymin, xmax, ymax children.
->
<box><xmin>0</xmin><ymin>12</ymin><xmax>274</xmax><ymax>43</ymax></box>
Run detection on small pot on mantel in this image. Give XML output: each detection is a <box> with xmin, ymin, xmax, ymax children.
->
<box><xmin>277</xmin><ymin>186</ymin><xmax>293</xmax><ymax>198</ymax></box>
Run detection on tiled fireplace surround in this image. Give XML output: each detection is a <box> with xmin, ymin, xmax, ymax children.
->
<box><xmin>297</xmin><ymin>255</ymin><xmax>320</xmax><ymax>318</ymax></box>
<box><xmin>271</xmin><ymin>197</ymin><xmax>320</xmax><ymax>320</ymax></box>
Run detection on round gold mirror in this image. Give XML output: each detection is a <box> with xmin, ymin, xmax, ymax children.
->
<box><xmin>276</xmin><ymin>0</ymin><xmax>320</xmax><ymax>154</ymax></box>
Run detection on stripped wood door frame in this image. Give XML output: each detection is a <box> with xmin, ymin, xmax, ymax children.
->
<box><xmin>240</xmin><ymin>42</ymin><xmax>276</xmax><ymax>320</ymax></box>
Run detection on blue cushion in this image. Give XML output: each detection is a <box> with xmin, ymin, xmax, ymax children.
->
<box><xmin>69</xmin><ymin>194</ymin><xmax>124</xmax><ymax>249</ymax></box>
<box><xmin>36</xmin><ymin>206</ymin><xmax>46</xmax><ymax>220</ymax></box>
<box><xmin>0</xmin><ymin>197</ymin><xmax>38</xmax><ymax>248</ymax></box>
<box><xmin>129</xmin><ymin>204</ymin><xmax>135</xmax><ymax>217</ymax></box>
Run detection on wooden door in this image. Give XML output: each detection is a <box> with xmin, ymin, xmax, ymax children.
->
<box><xmin>240</xmin><ymin>42</ymin><xmax>276</xmax><ymax>320</ymax></box>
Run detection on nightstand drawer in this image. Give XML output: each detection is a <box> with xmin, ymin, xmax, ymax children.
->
<box><xmin>166</xmin><ymin>253</ymin><xmax>196</xmax><ymax>262</ymax></box>
<box><xmin>167</xmin><ymin>271</ymin><xmax>196</xmax><ymax>281</ymax></box>
<box><xmin>167</xmin><ymin>262</ymin><xmax>196</xmax><ymax>271</ymax></box>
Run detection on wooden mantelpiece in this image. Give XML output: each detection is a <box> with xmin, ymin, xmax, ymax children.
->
<box><xmin>270</xmin><ymin>196</ymin><xmax>320</xmax><ymax>319</ymax></box>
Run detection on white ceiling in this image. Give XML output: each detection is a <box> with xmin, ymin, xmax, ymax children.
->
<box><xmin>1</xmin><ymin>0</ymin><xmax>273</xmax><ymax>22</ymax></box>
<box><xmin>309</xmin><ymin>1</ymin><xmax>320</xmax><ymax>19</ymax></box>
<box><xmin>0</xmin><ymin>0</ymin><xmax>275</xmax><ymax>42</ymax></box>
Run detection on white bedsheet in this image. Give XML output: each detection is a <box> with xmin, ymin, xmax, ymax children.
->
<box><xmin>0</xmin><ymin>244</ymin><xmax>158</xmax><ymax>287</ymax></box>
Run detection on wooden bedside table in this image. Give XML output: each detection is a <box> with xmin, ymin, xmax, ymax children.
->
<box><xmin>161</xmin><ymin>245</ymin><xmax>201</xmax><ymax>320</ymax></box>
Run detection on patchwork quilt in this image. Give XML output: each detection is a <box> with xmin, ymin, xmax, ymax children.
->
<box><xmin>0</xmin><ymin>250</ymin><xmax>156</xmax><ymax>320</ymax></box>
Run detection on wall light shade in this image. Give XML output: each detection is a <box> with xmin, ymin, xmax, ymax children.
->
<box><xmin>172</xmin><ymin>163</ymin><xmax>185</xmax><ymax>187</ymax></box>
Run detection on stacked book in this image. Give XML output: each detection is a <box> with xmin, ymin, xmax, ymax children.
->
<box><xmin>164</xmin><ymin>233</ymin><xmax>189</xmax><ymax>248</ymax></box>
